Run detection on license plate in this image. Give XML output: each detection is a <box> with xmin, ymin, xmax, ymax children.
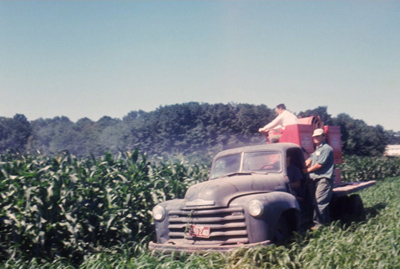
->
<box><xmin>189</xmin><ymin>225</ymin><xmax>210</xmax><ymax>238</ymax></box>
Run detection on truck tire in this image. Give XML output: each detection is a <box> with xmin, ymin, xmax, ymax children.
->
<box><xmin>330</xmin><ymin>196</ymin><xmax>348</xmax><ymax>221</ymax></box>
<box><xmin>272</xmin><ymin>216</ymin><xmax>291</xmax><ymax>244</ymax></box>
<box><xmin>347</xmin><ymin>194</ymin><xmax>365</xmax><ymax>221</ymax></box>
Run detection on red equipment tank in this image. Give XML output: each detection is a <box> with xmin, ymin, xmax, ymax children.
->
<box><xmin>267</xmin><ymin>116</ymin><xmax>343</xmax><ymax>164</ymax></box>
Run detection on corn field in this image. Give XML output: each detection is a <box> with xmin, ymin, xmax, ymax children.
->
<box><xmin>1</xmin><ymin>151</ymin><xmax>400</xmax><ymax>268</ymax></box>
<box><xmin>0</xmin><ymin>150</ymin><xmax>208</xmax><ymax>265</ymax></box>
<box><xmin>339</xmin><ymin>155</ymin><xmax>400</xmax><ymax>182</ymax></box>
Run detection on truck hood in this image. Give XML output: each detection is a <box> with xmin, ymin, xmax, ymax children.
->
<box><xmin>184</xmin><ymin>173</ymin><xmax>286</xmax><ymax>208</ymax></box>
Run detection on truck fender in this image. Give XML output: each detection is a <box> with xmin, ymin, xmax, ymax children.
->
<box><xmin>230</xmin><ymin>192</ymin><xmax>300</xmax><ymax>244</ymax></box>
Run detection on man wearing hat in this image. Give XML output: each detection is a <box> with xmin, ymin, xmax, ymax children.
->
<box><xmin>303</xmin><ymin>128</ymin><xmax>335</xmax><ymax>229</ymax></box>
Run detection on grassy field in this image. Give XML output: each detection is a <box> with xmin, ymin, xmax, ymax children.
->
<box><xmin>1</xmin><ymin>152</ymin><xmax>400</xmax><ymax>268</ymax></box>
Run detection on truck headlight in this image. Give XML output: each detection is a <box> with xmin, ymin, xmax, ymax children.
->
<box><xmin>248</xmin><ymin>200</ymin><xmax>264</xmax><ymax>217</ymax></box>
<box><xmin>153</xmin><ymin>205</ymin><xmax>166</xmax><ymax>221</ymax></box>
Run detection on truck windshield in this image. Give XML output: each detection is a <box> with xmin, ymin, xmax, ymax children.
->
<box><xmin>243</xmin><ymin>151</ymin><xmax>281</xmax><ymax>172</ymax></box>
<box><xmin>211</xmin><ymin>153</ymin><xmax>241</xmax><ymax>179</ymax></box>
<box><xmin>210</xmin><ymin>151</ymin><xmax>282</xmax><ymax>179</ymax></box>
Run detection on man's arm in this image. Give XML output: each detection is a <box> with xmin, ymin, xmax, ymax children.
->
<box><xmin>259</xmin><ymin>114</ymin><xmax>283</xmax><ymax>132</ymax></box>
<box><xmin>303</xmin><ymin>158</ymin><xmax>323</xmax><ymax>175</ymax></box>
<box><xmin>304</xmin><ymin>163</ymin><xmax>323</xmax><ymax>174</ymax></box>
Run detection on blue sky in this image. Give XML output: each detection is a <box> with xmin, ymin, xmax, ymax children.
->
<box><xmin>1</xmin><ymin>1</ymin><xmax>399</xmax><ymax>131</ymax></box>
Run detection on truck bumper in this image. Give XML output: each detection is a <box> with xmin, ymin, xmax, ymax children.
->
<box><xmin>148</xmin><ymin>239</ymin><xmax>272</xmax><ymax>254</ymax></box>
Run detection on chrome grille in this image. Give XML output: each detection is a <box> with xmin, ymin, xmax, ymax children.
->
<box><xmin>167</xmin><ymin>207</ymin><xmax>248</xmax><ymax>245</ymax></box>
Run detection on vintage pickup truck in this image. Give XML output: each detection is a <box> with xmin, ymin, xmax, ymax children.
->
<box><xmin>148</xmin><ymin>142</ymin><xmax>375</xmax><ymax>253</ymax></box>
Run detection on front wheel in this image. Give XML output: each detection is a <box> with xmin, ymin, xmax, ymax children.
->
<box><xmin>330</xmin><ymin>196</ymin><xmax>348</xmax><ymax>221</ymax></box>
<box><xmin>272</xmin><ymin>216</ymin><xmax>291</xmax><ymax>244</ymax></box>
<box><xmin>347</xmin><ymin>194</ymin><xmax>365</xmax><ymax>221</ymax></box>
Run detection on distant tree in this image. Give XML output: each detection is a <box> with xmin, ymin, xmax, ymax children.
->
<box><xmin>28</xmin><ymin>118</ymin><xmax>55</xmax><ymax>153</ymax></box>
<box><xmin>0</xmin><ymin>114</ymin><xmax>32</xmax><ymax>152</ymax></box>
<box><xmin>28</xmin><ymin>116</ymin><xmax>77</xmax><ymax>155</ymax></box>
<box><xmin>385</xmin><ymin>130</ymin><xmax>400</xmax><ymax>145</ymax></box>
<box><xmin>224</xmin><ymin>103</ymin><xmax>272</xmax><ymax>148</ymax></box>
<box><xmin>96</xmin><ymin>116</ymin><xmax>124</xmax><ymax>154</ymax></box>
<box><xmin>333</xmin><ymin>113</ymin><xmax>387</xmax><ymax>156</ymax></box>
<box><xmin>73</xmin><ymin>118</ymin><xmax>100</xmax><ymax>156</ymax></box>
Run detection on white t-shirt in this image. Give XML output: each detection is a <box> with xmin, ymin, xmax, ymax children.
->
<box><xmin>261</xmin><ymin>110</ymin><xmax>298</xmax><ymax>131</ymax></box>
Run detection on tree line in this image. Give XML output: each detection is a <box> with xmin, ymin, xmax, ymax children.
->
<box><xmin>0</xmin><ymin>103</ymin><xmax>398</xmax><ymax>157</ymax></box>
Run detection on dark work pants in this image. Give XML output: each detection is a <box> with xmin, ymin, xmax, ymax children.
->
<box><xmin>314</xmin><ymin>178</ymin><xmax>333</xmax><ymax>225</ymax></box>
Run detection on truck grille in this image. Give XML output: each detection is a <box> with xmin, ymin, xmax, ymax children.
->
<box><xmin>167</xmin><ymin>207</ymin><xmax>248</xmax><ymax>245</ymax></box>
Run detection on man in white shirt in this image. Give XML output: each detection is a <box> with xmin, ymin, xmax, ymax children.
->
<box><xmin>259</xmin><ymin>104</ymin><xmax>298</xmax><ymax>142</ymax></box>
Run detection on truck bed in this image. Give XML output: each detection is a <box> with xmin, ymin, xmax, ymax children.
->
<box><xmin>333</xmin><ymin>180</ymin><xmax>376</xmax><ymax>197</ymax></box>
